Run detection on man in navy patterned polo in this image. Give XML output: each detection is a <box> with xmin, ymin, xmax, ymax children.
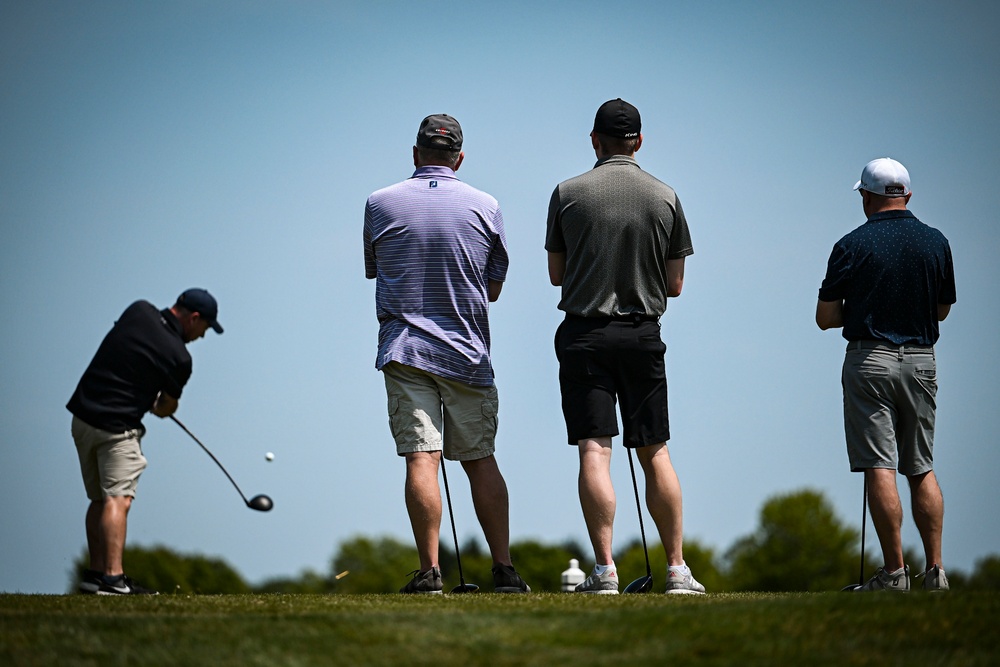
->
<box><xmin>817</xmin><ymin>158</ymin><xmax>956</xmax><ymax>592</ymax></box>
<box><xmin>364</xmin><ymin>114</ymin><xmax>529</xmax><ymax>594</ymax></box>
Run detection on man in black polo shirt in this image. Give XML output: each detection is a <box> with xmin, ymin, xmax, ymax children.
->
<box><xmin>817</xmin><ymin>158</ymin><xmax>956</xmax><ymax>592</ymax></box>
<box><xmin>67</xmin><ymin>288</ymin><xmax>223</xmax><ymax>595</ymax></box>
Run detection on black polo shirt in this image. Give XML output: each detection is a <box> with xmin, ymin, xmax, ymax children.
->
<box><xmin>67</xmin><ymin>301</ymin><xmax>192</xmax><ymax>432</ymax></box>
<box><xmin>818</xmin><ymin>210</ymin><xmax>956</xmax><ymax>345</ymax></box>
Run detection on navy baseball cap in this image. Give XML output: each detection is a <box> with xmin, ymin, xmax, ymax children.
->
<box><xmin>176</xmin><ymin>288</ymin><xmax>223</xmax><ymax>334</ymax></box>
<box><xmin>416</xmin><ymin>114</ymin><xmax>463</xmax><ymax>151</ymax></box>
<box><xmin>593</xmin><ymin>98</ymin><xmax>641</xmax><ymax>138</ymax></box>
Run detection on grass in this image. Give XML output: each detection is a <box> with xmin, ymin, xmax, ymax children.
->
<box><xmin>2</xmin><ymin>592</ymin><xmax>997</xmax><ymax>666</ymax></box>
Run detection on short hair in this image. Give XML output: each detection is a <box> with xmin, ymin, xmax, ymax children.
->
<box><xmin>415</xmin><ymin>145</ymin><xmax>461</xmax><ymax>168</ymax></box>
<box><xmin>595</xmin><ymin>133</ymin><xmax>639</xmax><ymax>156</ymax></box>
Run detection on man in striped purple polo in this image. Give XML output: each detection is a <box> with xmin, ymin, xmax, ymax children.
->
<box><xmin>364</xmin><ymin>114</ymin><xmax>529</xmax><ymax>594</ymax></box>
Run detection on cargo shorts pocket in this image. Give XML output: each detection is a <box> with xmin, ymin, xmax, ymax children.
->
<box><xmin>479</xmin><ymin>390</ymin><xmax>499</xmax><ymax>447</ymax></box>
<box><xmin>387</xmin><ymin>395</ymin><xmax>403</xmax><ymax>440</ymax></box>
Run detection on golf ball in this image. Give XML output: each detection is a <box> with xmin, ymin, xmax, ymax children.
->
<box><xmin>265</xmin><ymin>452</ymin><xmax>274</xmax><ymax>461</ymax></box>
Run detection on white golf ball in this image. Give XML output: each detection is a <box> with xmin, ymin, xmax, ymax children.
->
<box><xmin>265</xmin><ymin>452</ymin><xmax>274</xmax><ymax>461</ymax></box>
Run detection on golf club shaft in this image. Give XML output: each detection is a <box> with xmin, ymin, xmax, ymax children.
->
<box><xmin>439</xmin><ymin>456</ymin><xmax>468</xmax><ymax>586</ymax></box>
<box><xmin>626</xmin><ymin>447</ymin><xmax>652</xmax><ymax>576</ymax></box>
<box><xmin>170</xmin><ymin>415</ymin><xmax>249</xmax><ymax>504</ymax></box>
<box><xmin>859</xmin><ymin>474</ymin><xmax>868</xmax><ymax>586</ymax></box>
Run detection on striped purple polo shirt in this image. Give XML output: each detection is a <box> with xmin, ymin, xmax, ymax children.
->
<box><xmin>364</xmin><ymin>165</ymin><xmax>509</xmax><ymax>386</ymax></box>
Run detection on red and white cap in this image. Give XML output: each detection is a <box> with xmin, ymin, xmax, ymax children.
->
<box><xmin>854</xmin><ymin>157</ymin><xmax>911</xmax><ymax>197</ymax></box>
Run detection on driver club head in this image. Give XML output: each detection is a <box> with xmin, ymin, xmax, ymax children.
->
<box><xmin>449</xmin><ymin>583</ymin><xmax>480</xmax><ymax>594</ymax></box>
<box><xmin>623</xmin><ymin>575</ymin><xmax>654</xmax><ymax>594</ymax></box>
<box><xmin>247</xmin><ymin>494</ymin><xmax>273</xmax><ymax>512</ymax></box>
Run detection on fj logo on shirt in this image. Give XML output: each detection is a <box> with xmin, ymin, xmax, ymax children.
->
<box><xmin>429</xmin><ymin>181</ymin><xmax>437</xmax><ymax>188</ymax></box>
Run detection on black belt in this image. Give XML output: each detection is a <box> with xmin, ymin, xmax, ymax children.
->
<box><xmin>566</xmin><ymin>313</ymin><xmax>658</xmax><ymax>323</ymax></box>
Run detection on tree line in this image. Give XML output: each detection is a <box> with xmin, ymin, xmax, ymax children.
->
<box><xmin>71</xmin><ymin>489</ymin><xmax>1000</xmax><ymax>594</ymax></box>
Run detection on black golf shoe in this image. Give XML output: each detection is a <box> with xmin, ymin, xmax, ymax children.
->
<box><xmin>492</xmin><ymin>564</ymin><xmax>530</xmax><ymax>593</ymax></box>
<box><xmin>97</xmin><ymin>574</ymin><xmax>158</xmax><ymax>595</ymax></box>
<box><xmin>78</xmin><ymin>569</ymin><xmax>102</xmax><ymax>594</ymax></box>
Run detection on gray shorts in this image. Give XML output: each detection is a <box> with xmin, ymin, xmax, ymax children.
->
<box><xmin>382</xmin><ymin>362</ymin><xmax>498</xmax><ymax>461</ymax></box>
<box><xmin>72</xmin><ymin>415</ymin><xmax>148</xmax><ymax>500</ymax></box>
<box><xmin>841</xmin><ymin>342</ymin><xmax>937</xmax><ymax>476</ymax></box>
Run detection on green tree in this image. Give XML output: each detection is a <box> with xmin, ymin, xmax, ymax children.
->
<box><xmin>725</xmin><ymin>489</ymin><xmax>858</xmax><ymax>591</ymax></box>
<box><xmin>330</xmin><ymin>535</ymin><xmax>419</xmax><ymax>594</ymax></box>
<box><xmin>71</xmin><ymin>545</ymin><xmax>250</xmax><ymax>594</ymax></box>
<box><xmin>255</xmin><ymin>569</ymin><xmax>331</xmax><ymax>594</ymax></box>
<box><xmin>509</xmin><ymin>539</ymin><xmax>586</xmax><ymax>592</ymax></box>
<box><xmin>969</xmin><ymin>555</ymin><xmax>1000</xmax><ymax>590</ymax></box>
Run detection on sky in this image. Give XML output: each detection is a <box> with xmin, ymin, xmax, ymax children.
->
<box><xmin>2</xmin><ymin>1</ymin><xmax>998</xmax><ymax>594</ymax></box>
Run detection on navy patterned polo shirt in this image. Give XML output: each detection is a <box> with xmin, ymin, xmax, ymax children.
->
<box><xmin>818</xmin><ymin>209</ymin><xmax>956</xmax><ymax>345</ymax></box>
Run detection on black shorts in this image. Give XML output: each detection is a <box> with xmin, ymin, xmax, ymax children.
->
<box><xmin>554</xmin><ymin>315</ymin><xmax>670</xmax><ymax>447</ymax></box>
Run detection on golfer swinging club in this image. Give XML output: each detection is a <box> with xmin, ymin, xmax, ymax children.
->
<box><xmin>68</xmin><ymin>288</ymin><xmax>223</xmax><ymax>595</ymax></box>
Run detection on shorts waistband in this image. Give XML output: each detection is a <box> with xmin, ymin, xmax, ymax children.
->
<box><xmin>565</xmin><ymin>313</ymin><xmax>659</xmax><ymax>323</ymax></box>
<box><xmin>847</xmin><ymin>340</ymin><xmax>934</xmax><ymax>353</ymax></box>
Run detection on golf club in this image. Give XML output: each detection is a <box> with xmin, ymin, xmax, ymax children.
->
<box><xmin>841</xmin><ymin>475</ymin><xmax>868</xmax><ymax>591</ymax></box>
<box><xmin>622</xmin><ymin>447</ymin><xmax>654</xmax><ymax>594</ymax></box>
<box><xmin>170</xmin><ymin>415</ymin><xmax>273</xmax><ymax>512</ymax></box>
<box><xmin>440</xmin><ymin>456</ymin><xmax>478</xmax><ymax>593</ymax></box>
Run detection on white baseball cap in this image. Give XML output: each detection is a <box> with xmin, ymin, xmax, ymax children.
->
<box><xmin>854</xmin><ymin>157</ymin><xmax>911</xmax><ymax>197</ymax></box>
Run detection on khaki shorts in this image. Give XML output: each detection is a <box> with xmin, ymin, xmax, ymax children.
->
<box><xmin>72</xmin><ymin>416</ymin><xmax>148</xmax><ymax>500</ymax></box>
<box><xmin>382</xmin><ymin>362</ymin><xmax>498</xmax><ymax>461</ymax></box>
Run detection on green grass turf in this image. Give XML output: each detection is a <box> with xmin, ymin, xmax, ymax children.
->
<box><xmin>2</xmin><ymin>592</ymin><xmax>997</xmax><ymax>666</ymax></box>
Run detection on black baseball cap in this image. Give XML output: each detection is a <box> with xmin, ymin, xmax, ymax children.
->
<box><xmin>176</xmin><ymin>288</ymin><xmax>223</xmax><ymax>334</ymax></box>
<box><xmin>593</xmin><ymin>98</ymin><xmax>641</xmax><ymax>138</ymax></box>
<box><xmin>416</xmin><ymin>114</ymin><xmax>463</xmax><ymax>151</ymax></box>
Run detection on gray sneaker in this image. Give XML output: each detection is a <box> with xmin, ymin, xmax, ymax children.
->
<box><xmin>917</xmin><ymin>564</ymin><xmax>949</xmax><ymax>592</ymax></box>
<box><xmin>856</xmin><ymin>566</ymin><xmax>910</xmax><ymax>592</ymax></box>
<box><xmin>665</xmin><ymin>566</ymin><xmax>706</xmax><ymax>595</ymax></box>
<box><xmin>400</xmin><ymin>567</ymin><xmax>443</xmax><ymax>594</ymax></box>
<box><xmin>575</xmin><ymin>567</ymin><xmax>619</xmax><ymax>594</ymax></box>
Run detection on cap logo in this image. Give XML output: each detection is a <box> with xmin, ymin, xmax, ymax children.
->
<box><xmin>885</xmin><ymin>185</ymin><xmax>905</xmax><ymax>195</ymax></box>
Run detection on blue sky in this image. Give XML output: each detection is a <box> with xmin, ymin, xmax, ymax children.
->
<box><xmin>2</xmin><ymin>1</ymin><xmax>998</xmax><ymax>593</ymax></box>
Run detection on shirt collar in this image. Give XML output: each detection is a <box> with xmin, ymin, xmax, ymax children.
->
<box><xmin>866</xmin><ymin>209</ymin><xmax>916</xmax><ymax>223</ymax></box>
<box><xmin>411</xmin><ymin>165</ymin><xmax>460</xmax><ymax>180</ymax></box>
<box><xmin>594</xmin><ymin>154</ymin><xmax>639</xmax><ymax>169</ymax></box>
<box><xmin>160</xmin><ymin>308</ymin><xmax>183</xmax><ymax>338</ymax></box>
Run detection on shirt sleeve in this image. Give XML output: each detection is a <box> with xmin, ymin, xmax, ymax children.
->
<box><xmin>544</xmin><ymin>186</ymin><xmax>567</xmax><ymax>253</ymax></box>
<box><xmin>486</xmin><ymin>205</ymin><xmax>509</xmax><ymax>283</ymax></box>
<box><xmin>818</xmin><ymin>241</ymin><xmax>851</xmax><ymax>301</ymax></box>
<box><xmin>667</xmin><ymin>195</ymin><xmax>694</xmax><ymax>259</ymax></box>
<box><xmin>364</xmin><ymin>199</ymin><xmax>377</xmax><ymax>280</ymax></box>
<box><xmin>938</xmin><ymin>238</ymin><xmax>957</xmax><ymax>305</ymax></box>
